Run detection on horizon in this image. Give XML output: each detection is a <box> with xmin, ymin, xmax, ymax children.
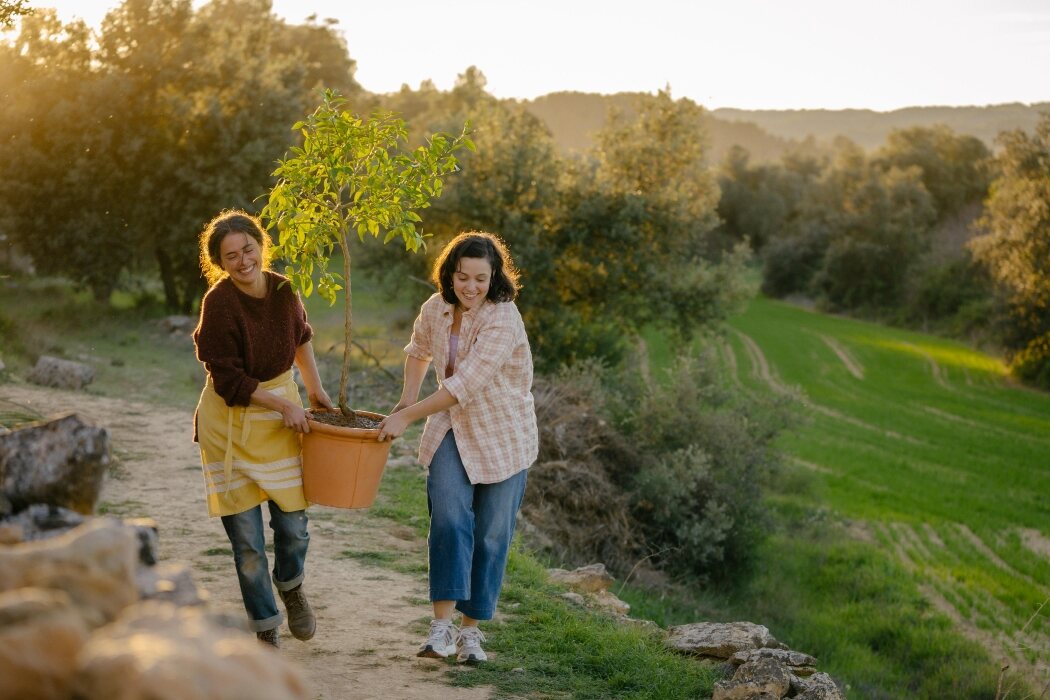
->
<box><xmin>29</xmin><ymin>0</ymin><xmax>1050</xmax><ymax>111</ymax></box>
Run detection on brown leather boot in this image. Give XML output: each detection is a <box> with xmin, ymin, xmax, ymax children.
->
<box><xmin>256</xmin><ymin>627</ymin><xmax>280</xmax><ymax>648</ymax></box>
<box><xmin>279</xmin><ymin>585</ymin><xmax>316</xmax><ymax>641</ymax></box>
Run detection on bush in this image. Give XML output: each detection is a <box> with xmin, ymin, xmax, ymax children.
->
<box><xmin>899</xmin><ymin>255</ymin><xmax>993</xmax><ymax>336</ymax></box>
<box><xmin>607</xmin><ymin>351</ymin><xmax>796</xmax><ymax>581</ymax></box>
<box><xmin>523</xmin><ymin>366</ymin><xmax>647</xmax><ymax>573</ymax></box>
<box><xmin>525</xmin><ymin>354</ymin><xmax>794</xmax><ymax>583</ymax></box>
<box><xmin>760</xmin><ymin>224</ymin><xmax>829</xmax><ymax>298</ymax></box>
<box><xmin>1010</xmin><ymin>332</ymin><xmax>1050</xmax><ymax>389</ymax></box>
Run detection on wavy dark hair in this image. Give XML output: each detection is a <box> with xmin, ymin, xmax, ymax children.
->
<box><xmin>432</xmin><ymin>231</ymin><xmax>520</xmax><ymax>305</ymax></box>
<box><xmin>198</xmin><ymin>210</ymin><xmax>271</xmax><ymax>287</ymax></box>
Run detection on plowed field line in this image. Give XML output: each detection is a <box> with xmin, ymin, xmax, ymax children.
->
<box><xmin>819</xmin><ymin>335</ymin><xmax>864</xmax><ymax>380</ymax></box>
<box><xmin>733</xmin><ymin>329</ymin><xmax>922</xmax><ymax>445</ymax></box>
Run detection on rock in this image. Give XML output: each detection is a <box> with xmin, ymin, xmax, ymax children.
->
<box><xmin>0</xmin><ymin>587</ymin><xmax>90</xmax><ymax>700</ymax></box>
<box><xmin>123</xmin><ymin>516</ymin><xmax>159</xmax><ymax>566</ymax></box>
<box><xmin>0</xmin><ymin>413</ymin><xmax>110</xmax><ymax>514</ymax></box>
<box><xmin>136</xmin><ymin>562</ymin><xmax>208</xmax><ymax>608</ymax></box>
<box><xmin>613</xmin><ymin>614</ymin><xmax>660</xmax><ymax>630</ymax></box>
<box><xmin>560</xmin><ymin>591</ymin><xmax>585</xmax><ymax>605</ymax></box>
<box><xmin>161</xmin><ymin>316</ymin><xmax>196</xmax><ymax>334</ymax></box>
<box><xmin>0</xmin><ymin>519</ymin><xmax>140</xmax><ymax>628</ymax></box>
<box><xmin>0</xmin><ymin>357</ymin><xmax>6</xmax><ymax>372</ymax></box>
<box><xmin>0</xmin><ymin>491</ymin><xmax>11</xmax><ymax>519</ymax></box>
<box><xmin>713</xmin><ymin>657</ymin><xmax>792</xmax><ymax>700</ymax></box>
<box><xmin>26</xmin><ymin>356</ymin><xmax>95</xmax><ymax>391</ymax></box>
<box><xmin>548</xmin><ymin>563</ymin><xmax>615</xmax><ymax>593</ymax></box>
<box><xmin>591</xmin><ymin>589</ymin><xmax>630</xmax><ymax>616</ymax></box>
<box><xmin>0</xmin><ymin>503</ymin><xmax>86</xmax><ymax>542</ymax></box>
<box><xmin>730</xmin><ymin>647</ymin><xmax>818</xmax><ymax>674</ymax></box>
<box><xmin>74</xmin><ymin>601</ymin><xmax>309</xmax><ymax>700</ymax></box>
<box><xmin>795</xmin><ymin>672</ymin><xmax>846</xmax><ymax>700</ymax></box>
<box><xmin>666</xmin><ymin>621</ymin><xmax>784</xmax><ymax>659</ymax></box>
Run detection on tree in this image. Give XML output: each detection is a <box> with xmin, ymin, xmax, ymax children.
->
<box><xmin>361</xmin><ymin>85</ymin><xmax>752</xmax><ymax>369</ymax></box>
<box><xmin>716</xmin><ymin>145</ymin><xmax>824</xmax><ymax>252</ymax></box>
<box><xmin>0</xmin><ymin>0</ymin><xmax>30</xmax><ymax>28</ymax></box>
<box><xmin>875</xmin><ymin>125</ymin><xmax>990</xmax><ymax>218</ymax></box>
<box><xmin>970</xmin><ymin>114</ymin><xmax>1050</xmax><ymax>386</ymax></box>
<box><xmin>0</xmin><ymin>0</ymin><xmax>365</xmax><ymax>309</ymax></box>
<box><xmin>262</xmin><ymin>90</ymin><xmax>471</xmax><ymax>416</ymax></box>
<box><xmin>0</xmin><ymin>10</ymin><xmax>132</xmax><ymax>299</ymax></box>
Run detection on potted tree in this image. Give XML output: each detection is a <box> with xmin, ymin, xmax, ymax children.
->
<box><xmin>261</xmin><ymin>89</ymin><xmax>471</xmax><ymax>508</ymax></box>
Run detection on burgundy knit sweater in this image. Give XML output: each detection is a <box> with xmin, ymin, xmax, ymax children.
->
<box><xmin>193</xmin><ymin>271</ymin><xmax>313</xmax><ymax>408</ymax></box>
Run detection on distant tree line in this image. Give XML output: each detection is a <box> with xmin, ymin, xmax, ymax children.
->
<box><xmin>1</xmin><ymin>2</ymin><xmax>748</xmax><ymax>370</ymax></box>
<box><xmin>0</xmin><ymin>0</ymin><xmax>364</xmax><ymax>311</ymax></box>
<box><xmin>716</xmin><ymin>118</ymin><xmax>1050</xmax><ymax>388</ymax></box>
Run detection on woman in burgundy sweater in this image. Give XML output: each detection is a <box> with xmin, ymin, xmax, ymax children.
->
<box><xmin>193</xmin><ymin>209</ymin><xmax>333</xmax><ymax>648</ymax></box>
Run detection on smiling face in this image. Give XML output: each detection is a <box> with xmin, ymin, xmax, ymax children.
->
<box><xmin>219</xmin><ymin>232</ymin><xmax>263</xmax><ymax>292</ymax></box>
<box><xmin>453</xmin><ymin>256</ymin><xmax>492</xmax><ymax>311</ymax></box>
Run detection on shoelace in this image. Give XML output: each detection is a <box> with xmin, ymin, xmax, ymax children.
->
<box><xmin>458</xmin><ymin>627</ymin><xmax>485</xmax><ymax>646</ymax></box>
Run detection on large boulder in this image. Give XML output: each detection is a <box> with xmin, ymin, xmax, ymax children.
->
<box><xmin>730</xmin><ymin>648</ymin><xmax>818</xmax><ymax>676</ymax></box>
<box><xmin>27</xmin><ymin>356</ymin><xmax>95</xmax><ymax>391</ymax></box>
<box><xmin>713</xmin><ymin>657</ymin><xmax>792</xmax><ymax>700</ymax></box>
<box><xmin>795</xmin><ymin>672</ymin><xmax>846</xmax><ymax>700</ymax></box>
<box><xmin>136</xmin><ymin>562</ymin><xmax>208</xmax><ymax>608</ymax></box>
<box><xmin>74</xmin><ymin>601</ymin><xmax>309</xmax><ymax>700</ymax></box>
<box><xmin>0</xmin><ymin>518</ymin><xmax>139</xmax><ymax>628</ymax></box>
<box><xmin>0</xmin><ymin>503</ymin><xmax>86</xmax><ymax>543</ymax></box>
<box><xmin>666</xmin><ymin>621</ymin><xmax>785</xmax><ymax>659</ymax></box>
<box><xmin>160</xmin><ymin>316</ymin><xmax>196</xmax><ymax>334</ymax></box>
<box><xmin>0</xmin><ymin>588</ymin><xmax>90</xmax><ymax>700</ymax></box>
<box><xmin>0</xmin><ymin>413</ymin><xmax>110</xmax><ymax>514</ymax></box>
<box><xmin>548</xmin><ymin>563</ymin><xmax>615</xmax><ymax>593</ymax></box>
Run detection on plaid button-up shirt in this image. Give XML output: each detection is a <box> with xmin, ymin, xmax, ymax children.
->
<box><xmin>404</xmin><ymin>293</ymin><xmax>537</xmax><ymax>484</ymax></box>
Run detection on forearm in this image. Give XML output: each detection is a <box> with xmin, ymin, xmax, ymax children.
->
<box><xmin>294</xmin><ymin>341</ymin><xmax>325</xmax><ymax>397</ymax></box>
<box><xmin>249</xmin><ymin>386</ymin><xmax>295</xmax><ymax>413</ymax></box>
<box><xmin>398</xmin><ymin>355</ymin><xmax>430</xmax><ymax>406</ymax></box>
<box><xmin>402</xmin><ymin>387</ymin><xmax>458</xmax><ymax>423</ymax></box>
<box><xmin>250</xmin><ymin>383</ymin><xmax>310</xmax><ymax>433</ymax></box>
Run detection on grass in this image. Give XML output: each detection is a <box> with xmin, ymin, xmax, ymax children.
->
<box><xmin>0</xmin><ymin>271</ymin><xmax>718</xmax><ymax>698</ymax></box>
<box><xmin>639</xmin><ymin>296</ymin><xmax>1049</xmax><ymax>698</ymax></box>
<box><xmin>361</xmin><ymin>466</ymin><xmax>721</xmax><ymax>699</ymax></box>
<box><xmin>9</xmin><ymin>268</ymin><xmax>1046</xmax><ymax>697</ymax></box>
<box><xmin>0</xmin><ymin>275</ymin><xmax>205</xmax><ymax>408</ymax></box>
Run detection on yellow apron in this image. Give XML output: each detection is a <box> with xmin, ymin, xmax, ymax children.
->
<box><xmin>195</xmin><ymin>370</ymin><xmax>308</xmax><ymax>517</ymax></box>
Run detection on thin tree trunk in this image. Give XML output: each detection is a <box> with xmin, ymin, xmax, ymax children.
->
<box><xmin>337</xmin><ymin>233</ymin><xmax>356</xmax><ymax>419</ymax></box>
<box><xmin>155</xmin><ymin>248</ymin><xmax>179</xmax><ymax>311</ymax></box>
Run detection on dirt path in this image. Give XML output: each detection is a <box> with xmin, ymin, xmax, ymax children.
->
<box><xmin>1</xmin><ymin>382</ymin><xmax>490</xmax><ymax>700</ymax></box>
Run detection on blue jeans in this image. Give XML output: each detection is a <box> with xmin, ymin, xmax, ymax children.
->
<box><xmin>427</xmin><ymin>430</ymin><xmax>528</xmax><ymax>621</ymax></box>
<box><xmin>221</xmin><ymin>500</ymin><xmax>309</xmax><ymax>632</ymax></box>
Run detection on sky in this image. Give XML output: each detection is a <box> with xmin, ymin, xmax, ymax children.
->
<box><xmin>38</xmin><ymin>0</ymin><xmax>1050</xmax><ymax>111</ymax></box>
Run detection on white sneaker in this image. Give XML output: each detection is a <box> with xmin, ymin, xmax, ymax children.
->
<box><xmin>456</xmin><ymin>626</ymin><xmax>487</xmax><ymax>664</ymax></box>
<box><xmin>417</xmin><ymin>619</ymin><xmax>457</xmax><ymax>658</ymax></box>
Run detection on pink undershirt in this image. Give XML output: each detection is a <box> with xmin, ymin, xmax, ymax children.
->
<box><xmin>445</xmin><ymin>333</ymin><xmax>459</xmax><ymax>378</ymax></box>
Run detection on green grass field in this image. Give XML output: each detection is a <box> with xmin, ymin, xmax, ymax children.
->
<box><xmin>4</xmin><ymin>273</ymin><xmax>1047</xmax><ymax>698</ymax></box>
<box><xmin>715</xmin><ymin>297</ymin><xmax>1049</xmax><ymax>696</ymax></box>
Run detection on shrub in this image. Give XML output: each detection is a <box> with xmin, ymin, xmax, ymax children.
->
<box><xmin>523</xmin><ymin>366</ymin><xmax>646</xmax><ymax>573</ymax></box>
<box><xmin>607</xmin><ymin>351</ymin><xmax>796</xmax><ymax>581</ymax></box>
<box><xmin>760</xmin><ymin>224</ymin><xmax>830</xmax><ymax>298</ymax></box>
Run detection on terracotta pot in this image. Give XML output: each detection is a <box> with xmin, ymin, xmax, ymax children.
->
<box><xmin>301</xmin><ymin>409</ymin><xmax>392</xmax><ymax>509</ymax></box>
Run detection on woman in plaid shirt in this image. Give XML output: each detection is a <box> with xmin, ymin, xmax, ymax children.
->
<box><xmin>378</xmin><ymin>231</ymin><xmax>538</xmax><ymax>664</ymax></box>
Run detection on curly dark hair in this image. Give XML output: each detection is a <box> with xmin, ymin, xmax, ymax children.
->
<box><xmin>431</xmin><ymin>231</ymin><xmax>521</xmax><ymax>305</ymax></box>
<box><xmin>198</xmin><ymin>210</ymin><xmax>271</xmax><ymax>287</ymax></box>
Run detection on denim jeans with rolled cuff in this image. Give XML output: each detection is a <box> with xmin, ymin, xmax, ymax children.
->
<box><xmin>221</xmin><ymin>500</ymin><xmax>309</xmax><ymax>632</ymax></box>
<box><xmin>426</xmin><ymin>430</ymin><xmax>528</xmax><ymax>621</ymax></box>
